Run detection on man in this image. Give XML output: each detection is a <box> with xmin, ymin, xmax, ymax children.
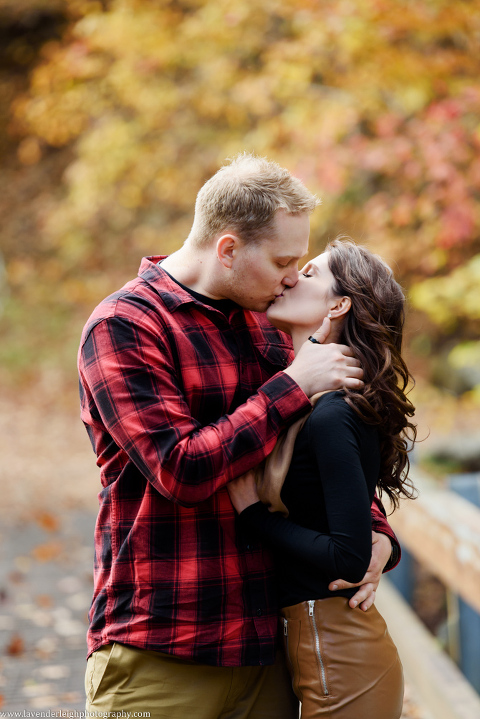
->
<box><xmin>79</xmin><ymin>154</ymin><xmax>399</xmax><ymax>718</ymax></box>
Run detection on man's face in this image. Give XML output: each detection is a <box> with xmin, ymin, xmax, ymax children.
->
<box><xmin>227</xmin><ymin>210</ymin><xmax>310</xmax><ymax>312</ymax></box>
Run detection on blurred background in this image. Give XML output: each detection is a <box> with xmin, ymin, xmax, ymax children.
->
<box><xmin>0</xmin><ymin>0</ymin><xmax>479</xmax><ymax>715</ymax></box>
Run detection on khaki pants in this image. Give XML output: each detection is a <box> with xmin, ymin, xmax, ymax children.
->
<box><xmin>85</xmin><ymin>642</ymin><xmax>299</xmax><ymax>719</ymax></box>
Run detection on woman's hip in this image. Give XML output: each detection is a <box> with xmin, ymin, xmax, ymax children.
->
<box><xmin>281</xmin><ymin>597</ymin><xmax>403</xmax><ymax>719</ymax></box>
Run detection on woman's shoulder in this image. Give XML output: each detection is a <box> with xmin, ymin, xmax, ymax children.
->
<box><xmin>312</xmin><ymin>390</ymin><xmax>350</xmax><ymax>415</ymax></box>
<box><xmin>309</xmin><ymin>391</ymin><xmax>375</xmax><ymax>436</ymax></box>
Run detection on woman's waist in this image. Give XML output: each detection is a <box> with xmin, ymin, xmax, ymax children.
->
<box><xmin>280</xmin><ymin>596</ymin><xmax>387</xmax><ymax>637</ymax></box>
<box><xmin>276</xmin><ymin>573</ymin><xmax>357</xmax><ymax>609</ymax></box>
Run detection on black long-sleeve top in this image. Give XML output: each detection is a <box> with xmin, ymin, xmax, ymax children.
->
<box><xmin>239</xmin><ymin>391</ymin><xmax>381</xmax><ymax>608</ymax></box>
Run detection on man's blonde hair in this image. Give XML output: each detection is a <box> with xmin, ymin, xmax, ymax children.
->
<box><xmin>189</xmin><ymin>153</ymin><xmax>320</xmax><ymax>246</ymax></box>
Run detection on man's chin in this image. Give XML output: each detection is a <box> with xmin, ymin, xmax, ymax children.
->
<box><xmin>243</xmin><ymin>300</ymin><xmax>273</xmax><ymax>314</ymax></box>
<box><xmin>265</xmin><ymin>308</ymin><xmax>288</xmax><ymax>333</ymax></box>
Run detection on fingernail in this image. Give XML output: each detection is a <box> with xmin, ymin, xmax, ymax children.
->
<box><xmin>352</xmin><ymin>600</ymin><xmax>358</xmax><ymax>608</ymax></box>
<box><xmin>331</xmin><ymin>584</ymin><xmax>338</xmax><ymax>591</ymax></box>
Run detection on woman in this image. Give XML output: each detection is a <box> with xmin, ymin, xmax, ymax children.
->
<box><xmin>228</xmin><ymin>239</ymin><xmax>416</xmax><ymax>719</ymax></box>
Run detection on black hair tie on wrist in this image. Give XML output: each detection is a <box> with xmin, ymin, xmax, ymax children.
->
<box><xmin>308</xmin><ymin>336</ymin><xmax>321</xmax><ymax>344</ymax></box>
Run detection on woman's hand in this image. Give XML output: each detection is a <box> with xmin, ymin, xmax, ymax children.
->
<box><xmin>328</xmin><ymin>531</ymin><xmax>392</xmax><ymax>610</ymax></box>
<box><xmin>227</xmin><ymin>470</ymin><xmax>260</xmax><ymax>513</ymax></box>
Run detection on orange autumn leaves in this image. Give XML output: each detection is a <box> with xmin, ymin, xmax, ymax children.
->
<box><xmin>2</xmin><ymin>0</ymin><xmax>480</xmax><ymax>391</ymax></box>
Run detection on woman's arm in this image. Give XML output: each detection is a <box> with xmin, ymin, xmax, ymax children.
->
<box><xmin>231</xmin><ymin>397</ymin><xmax>375</xmax><ymax>583</ymax></box>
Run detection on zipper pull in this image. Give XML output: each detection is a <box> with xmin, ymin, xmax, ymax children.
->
<box><xmin>283</xmin><ymin>618</ymin><xmax>288</xmax><ymax>636</ymax></box>
<box><xmin>308</xmin><ymin>600</ymin><xmax>315</xmax><ymax>617</ymax></box>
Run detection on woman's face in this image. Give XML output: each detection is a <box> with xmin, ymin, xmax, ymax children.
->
<box><xmin>266</xmin><ymin>252</ymin><xmax>339</xmax><ymax>335</ymax></box>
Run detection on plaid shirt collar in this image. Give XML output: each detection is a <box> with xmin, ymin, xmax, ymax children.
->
<box><xmin>138</xmin><ymin>254</ymin><xmax>293</xmax><ymax>367</ymax></box>
<box><xmin>138</xmin><ymin>255</ymin><xmax>240</xmax><ymax>314</ymax></box>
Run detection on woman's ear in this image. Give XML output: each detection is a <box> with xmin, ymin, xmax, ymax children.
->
<box><xmin>329</xmin><ymin>296</ymin><xmax>351</xmax><ymax>319</ymax></box>
<box><xmin>216</xmin><ymin>234</ymin><xmax>239</xmax><ymax>269</ymax></box>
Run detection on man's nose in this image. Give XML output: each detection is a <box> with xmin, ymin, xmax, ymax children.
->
<box><xmin>283</xmin><ymin>266</ymin><xmax>299</xmax><ymax>287</ymax></box>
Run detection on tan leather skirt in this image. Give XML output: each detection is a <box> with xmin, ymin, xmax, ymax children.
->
<box><xmin>281</xmin><ymin>597</ymin><xmax>403</xmax><ymax>719</ymax></box>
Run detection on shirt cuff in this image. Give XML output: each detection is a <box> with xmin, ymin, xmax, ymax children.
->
<box><xmin>383</xmin><ymin>541</ymin><xmax>401</xmax><ymax>572</ymax></box>
<box><xmin>239</xmin><ymin>501</ymin><xmax>266</xmax><ymax>522</ymax></box>
<box><xmin>258</xmin><ymin>372</ymin><xmax>311</xmax><ymax>427</ymax></box>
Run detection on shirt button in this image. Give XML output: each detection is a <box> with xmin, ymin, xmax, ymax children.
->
<box><xmin>256</xmin><ymin>609</ymin><xmax>263</xmax><ymax>617</ymax></box>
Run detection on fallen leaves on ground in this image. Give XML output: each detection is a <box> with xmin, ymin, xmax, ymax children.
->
<box><xmin>6</xmin><ymin>633</ymin><xmax>24</xmax><ymax>656</ymax></box>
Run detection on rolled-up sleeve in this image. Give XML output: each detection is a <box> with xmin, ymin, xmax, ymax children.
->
<box><xmin>79</xmin><ymin>315</ymin><xmax>311</xmax><ymax>506</ymax></box>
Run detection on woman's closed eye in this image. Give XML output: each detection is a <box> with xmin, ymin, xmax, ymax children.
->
<box><xmin>302</xmin><ymin>272</ymin><xmax>312</xmax><ymax>278</ymax></box>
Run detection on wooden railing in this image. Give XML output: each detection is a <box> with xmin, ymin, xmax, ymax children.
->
<box><xmin>388</xmin><ymin>470</ymin><xmax>480</xmax><ymax>614</ymax></box>
<box><xmin>376</xmin><ymin>470</ymin><xmax>480</xmax><ymax>719</ymax></box>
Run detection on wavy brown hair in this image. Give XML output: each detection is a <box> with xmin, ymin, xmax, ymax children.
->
<box><xmin>326</xmin><ymin>239</ymin><xmax>417</xmax><ymax>509</ymax></box>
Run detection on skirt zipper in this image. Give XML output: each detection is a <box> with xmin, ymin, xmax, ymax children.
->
<box><xmin>308</xmin><ymin>600</ymin><xmax>329</xmax><ymax>696</ymax></box>
<box><xmin>283</xmin><ymin>617</ymin><xmax>294</xmax><ymax>679</ymax></box>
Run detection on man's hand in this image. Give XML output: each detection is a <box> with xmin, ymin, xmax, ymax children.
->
<box><xmin>227</xmin><ymin>470</ymin><xmax>260</xmax><ymax>514</ymax></box>
<box><xmin>328</xmin><ymin>532</ymin><xmax>392</xmax><ymax>611</ymax></box>
<box><xmin>284</xmin><ymin>318</ymin><xmax>364</xmax><ymax>398</ymax></box>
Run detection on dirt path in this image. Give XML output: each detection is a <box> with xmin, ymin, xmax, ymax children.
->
<box><xmin>0</xmin><ymin>393</ymin><xmax>98</xmax><ymax>710</ymax></box>
<box><xmin>0</xmin><ymin>394</ymin><xmax>99</xmax><ymax>525</ymax></box>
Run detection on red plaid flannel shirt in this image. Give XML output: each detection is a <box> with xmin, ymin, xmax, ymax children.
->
<box><xmin>78</xmin><ymin>256</ymin><xmax>399</xmax><ymax>666</ymax></box>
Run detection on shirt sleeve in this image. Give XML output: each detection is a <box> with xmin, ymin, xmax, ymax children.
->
<box><xmin>79</xmin><ymin>315</ymin><xmax>311</xmax><ymax>507</ymax></box>
<box><xmin>239</xmin><ymin>398</ymin><xmax>380</xmax><ymax>583</ymax></box>
<box><xmin>371</xmin><ymin>495</ymin><xmax>401</xmax><ymax>571</ymax></box>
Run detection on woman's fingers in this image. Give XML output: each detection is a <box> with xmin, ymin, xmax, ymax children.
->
<box><xmin>349</xmin><ymin>583</ymin><xmax>376</xmax><ymax>611</ymax></box>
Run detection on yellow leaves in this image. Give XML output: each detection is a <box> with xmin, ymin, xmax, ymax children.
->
<box><xmin>78</xmin><ymin>116</ymin><xmax>139</xmax><ymax>182</ymax></box>
<box><xmin>17</xmin><ymin>137</ymin><xmax>42</xmax><ymax>165</ymax></box>
<box><xmin>2</xmin><ymin>0</ymin><xmax>480</xmax><ymax>393</ymax></box>
<box><xmin>410</xmin><ymin>254</ymin><xmax>480</xmax><ymax>328</ymax></box>
<box><xmin>6</xmin><ymin>258</ymin><xmax>36</xmax><ymax>288</ymax></box>
<box><xmin>449</xmin><ymin>342</ymin><xmax>480</xmax><ymax>373</ymax></box>
<box><xmin>15</xmin><ymin>72</ymin><xmax>93</xmax><ymax>147</ymax></box>
<box><xmin>395</xmin><ymin>84</ymin><xmax>432</xmax><ymax>116</ymax></box>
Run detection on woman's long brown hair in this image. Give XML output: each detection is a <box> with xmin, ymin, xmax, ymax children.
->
<box><xmin>327</xmin><ymin>239</ymin><xmax>417</xmax><ymax>509</ymax></box>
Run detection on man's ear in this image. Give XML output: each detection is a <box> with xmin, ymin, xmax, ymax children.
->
<box><xmin>329</xmin><ymin>296</ymin><xmax>351</xmax><ymax>319</ymax></box>
<box><xmin>216</xmin><ymin>234</ymin><xmax>240</xmax><ymax>269</ymax></box>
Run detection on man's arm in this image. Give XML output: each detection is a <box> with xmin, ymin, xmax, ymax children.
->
<box><xmin>79</xmin><ymin>316</ymin><xmax>362</xmax><ymax>507</ymax></box>
<box><xmin>371</xmin><ymin>495</ymin><xmax>401</xmax><ymax>571</ymax></box>
<box><xmin>283</xmin><ymin>320</ymin><xmax>363</xmax><ymax>398</ymax></box>
<box><xmin>230</xmin><ymin>399</ymin><xmax>378</xmax><ymax>584</ymax></box>
<box><xmin>80</xmin><ymin>316</ymin><xmax>310</xmax><ymax>506</ymax></box>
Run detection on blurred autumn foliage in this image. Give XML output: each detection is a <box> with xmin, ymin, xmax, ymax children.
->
<box><xmin>0</xmin><ymin>0</ymin><xmax>479</xmax><ymax>410</ymax></box>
